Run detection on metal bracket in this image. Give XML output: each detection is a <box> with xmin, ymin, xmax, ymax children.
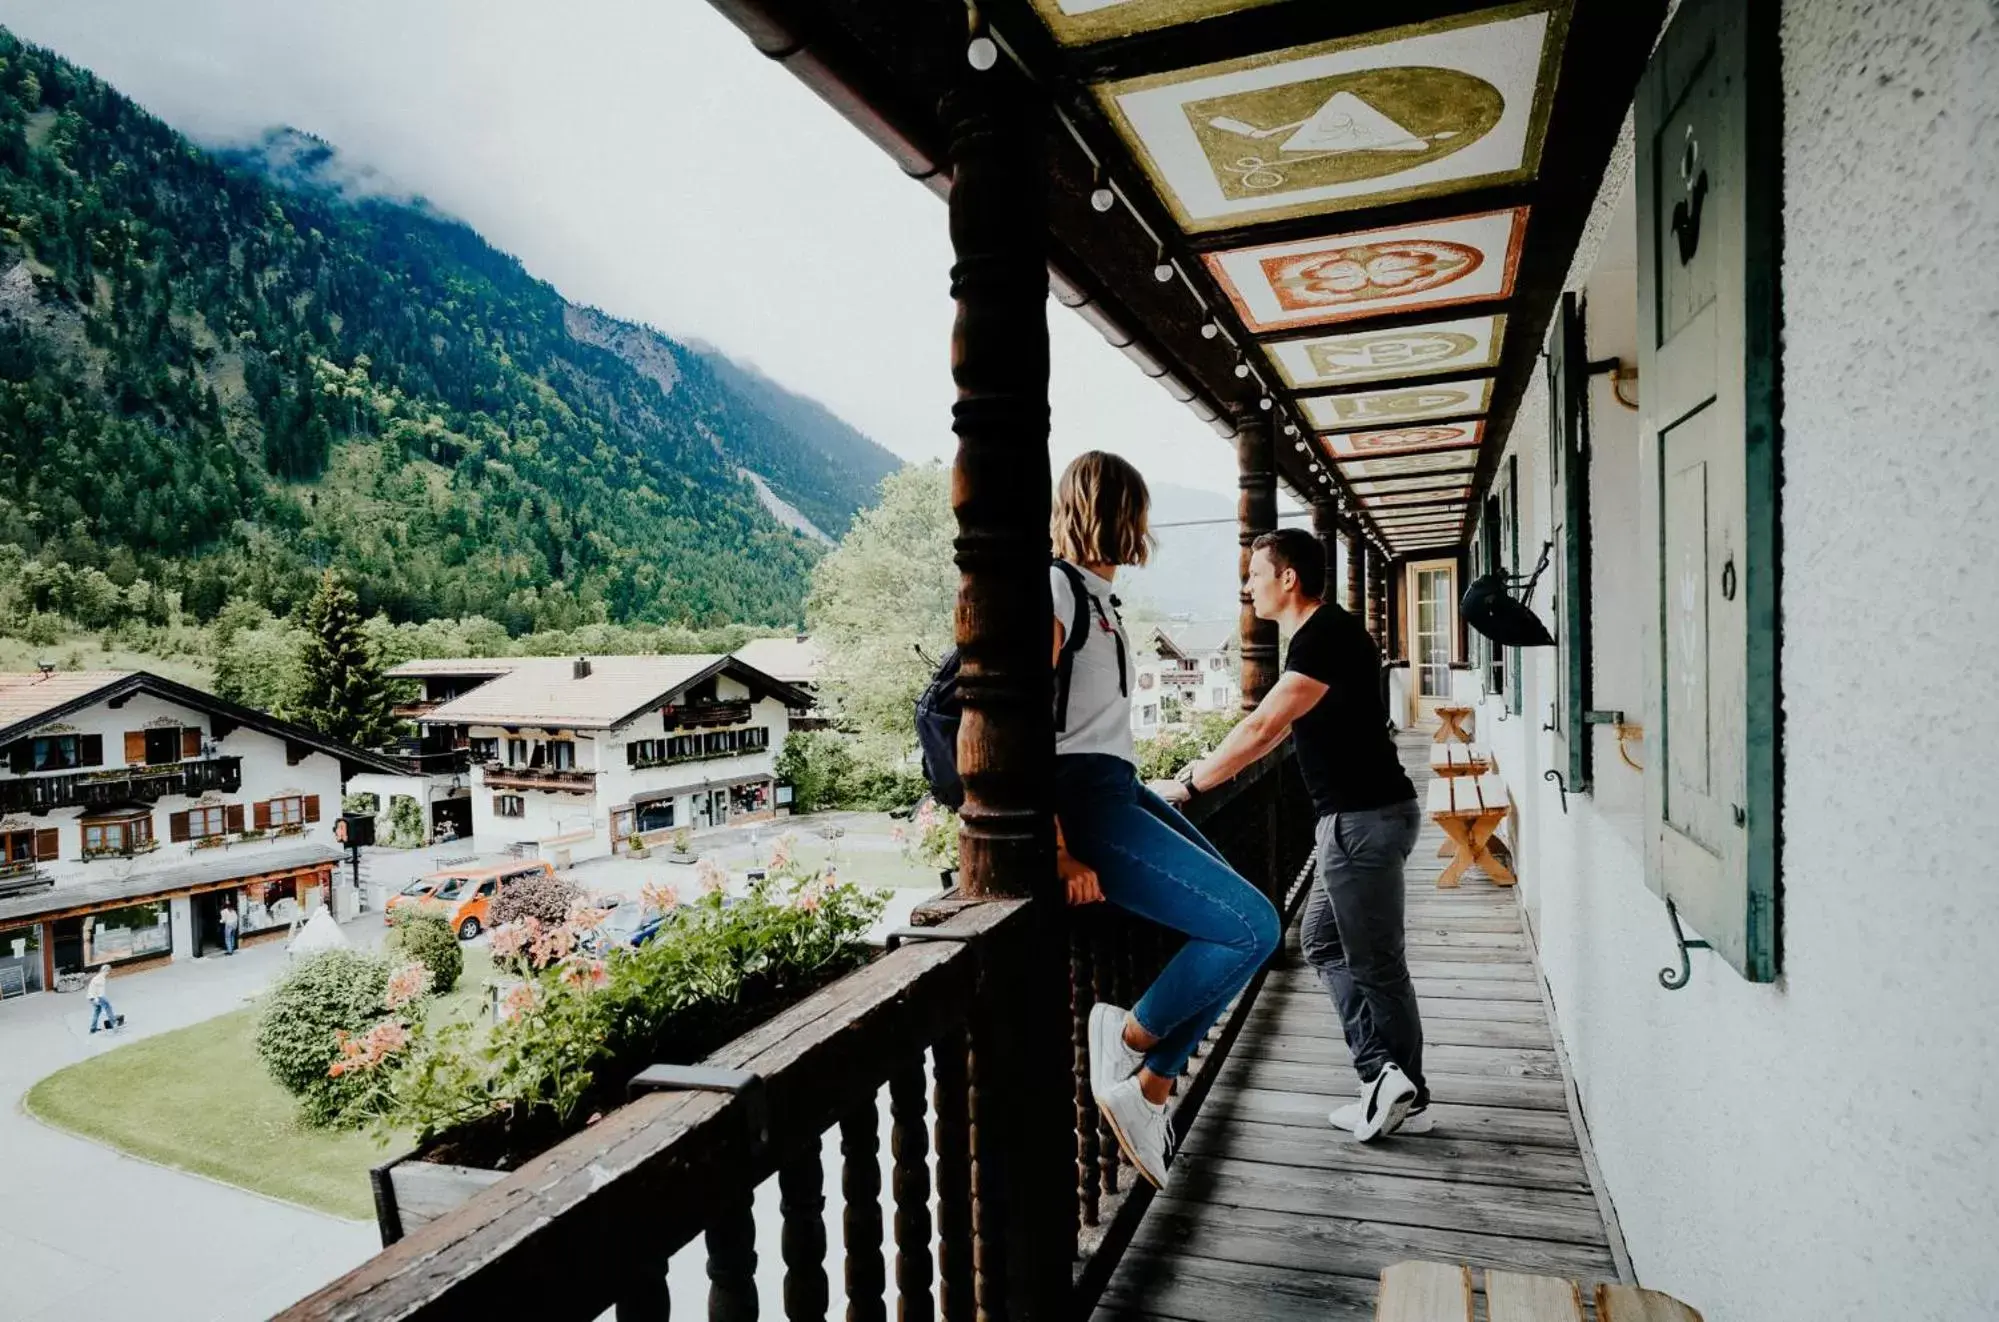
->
<box><xmin>1658</xmin><ymin>898</ymin><xmax>1711</xmax><ymax>991</ymax></box>
<box><xmin>1582</xmin><ymin>710</ymin><xmax>1626</xmax><ymax>725</ymax></box>
<box><xmin>628</xmin><ymin>1064</ymin><xmax>769</xmax><ymax>1154</ymax></box>
<box><xmin>884</xmin><ymin>927</ymin><xmax>978</xmax><ymax>953</ymax></box>
<box><xmin>1543</xmin><ymin>769</ymin><xmax>1570</xmax><ymax>815</ymax></box>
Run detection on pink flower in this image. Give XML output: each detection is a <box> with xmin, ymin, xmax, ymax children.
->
<box><xmin>328</xmin><ymin>1018</ymin><xmax>410</xmax><ymax>1076</ymax></box>
<box><xmin>501</xmin><ymin>982</ymin><xmax>537</xmax><ymax>1019</ymax></box>
<box><xmin>915</xmin><ymin>801</ymin><xmax>937</xmax><ymax>830</ymax></box>
<box><xmin>560</xmin><ymin>958</ymin><xmax>609</xmax><ymax>991</ymax></box>
<box><xmin>795</xmin><ymin>884</ymin><xmax>822</xmax><ymax>912</ymax></box>
<box><xmin>641</xmin><ymin>881</ymin><xmax>680</xmax><ymax>913</ymax></box>
<box><xmin>384</xmin><ymin>962</ymin><xmax>432</xmax><ymax>1010</ymax></box>
<box><xmin>489</xmin><ymin>922</ymin><xmax>528</xmax><ymax>961</ymax></box>
<box><xmin>888</xmin><ymin>824</ymin><xmax>906</xmax><ymax>845</ymax></box>
<box><xmin>768</xmin><ymin>833</ymin><xmax>796</xmax><ymax>872</ymax></box>
<box><xmin>696</xmin><ymin>859</ymin><xmax>728</xmax><ymax>895</ymax></box>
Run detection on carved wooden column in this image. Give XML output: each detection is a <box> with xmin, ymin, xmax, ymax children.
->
<box><xmin>1236</xmin><ymin>415</ymin><xmax>1279</xmax><ymax>709</ymax></box>
<box><xmin>943</xmin><ymin>62</ymin><xmax>1072</xmax><ymax>1321</ymax></box>
<box><xmin>1342</xmin><ymin>527</ymin><xmax>1363</xmax><ymax>616</ymax></box>
<box><xmin>1310</xmin><ymin>500</ymin><xmax>1341</xmax><ymax>604</ymax></box>
<box><xmin>1363</xmin><ymin>545</ymin><xmax>1383</xmax><ymax>645</ymax></box>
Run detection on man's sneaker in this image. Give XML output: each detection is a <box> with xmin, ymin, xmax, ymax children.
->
<box><xmin>1353</xmin><ymin>1063</ymin><xmax>1419</xmax><ymax>1142</ymax></box>
<box><xmin>1088</xmin><ymin>1002</ymin><xmax>1144</xmax><ymax>1100</ymax></box>
<box><xmin>1331</xmin><ymin>1099</ymin><xmax>1433</xmax><ymax>1136</ymax></box>
<box><xmin>1097</xmin><ymin>1076</ymin><xmax>1175</xmax><ymax>1190</ymax></box>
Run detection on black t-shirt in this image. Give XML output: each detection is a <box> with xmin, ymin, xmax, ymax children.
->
<box><xmin>1283</xmin><ymin>604</ymin><xmax>1415</xmax><ymax>815</ymax></box>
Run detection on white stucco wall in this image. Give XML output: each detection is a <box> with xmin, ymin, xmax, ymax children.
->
<box><xmin>1467</xmin><ymin>6</ymin><xmax>1999</xmax><ymax>1318</ymax></box>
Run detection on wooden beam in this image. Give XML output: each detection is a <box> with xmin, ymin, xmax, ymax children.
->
<box><xmin>1236</xmin><ymin>414</ymin><xmax>1279</xmax><ymax>708</ymax></box>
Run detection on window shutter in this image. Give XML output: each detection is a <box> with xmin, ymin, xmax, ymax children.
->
<box><xmin>169</xmin><ymin>811</ymin><xmax>190</xmax><ymax>843</ymax></box>
<box><xmin>303</xmin><ymin>795</ymin><xmax>321</xmax><ymax>823</ymax></box>
<box><xmin>79</xmin><ymin>733</ymin><xmax>103</xmax><ymax>767</ymax></box>
<box><xmin>1636</xmin><ymin>0</ymin><xmax>1782</xmax><ymax>983</ymax></box>
<box><xmin>253</xmin><ymin>801</ymin><xmax>272</xmax><ymax>831</ymax></box>
<box><xmin>181</xmin><ymin>729</ymin><xmax>202</xmax><ymax>759</ymax></box>
<box><xmin>124</xmin><ymin>731</ymin><xmax>146</xmax><ymax>764</ymax></box>
<box><xmin>226</xmin><ymin>805</ymin><xmax>246</xmax><ymax>834</ymax></box>
<box><xmin>1546</xmin><ymin>293</ymin><xmax>1595</xmax><ymax>792</ymax></box>
<box><xmin>34</xmin><ymin>827</ymin><xmax>58</xmax><ymax>860</ymax></box>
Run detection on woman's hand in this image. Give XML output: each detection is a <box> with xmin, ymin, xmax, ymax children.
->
<box><xmin>1058</xmin><ymin>848</ymin><xmax>1104</xmax><ymax>906</ymax></box>
<box><xmin>1148</xmin><ymin>777</ymin><xmax>1191</xmax><ymax>807</ymax></box>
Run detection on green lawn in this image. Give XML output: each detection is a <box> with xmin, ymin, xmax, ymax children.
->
<box><xmin>24</xmin><ymin>948</ymin><xmax>493</xmax><ymax>1220</ymax></box>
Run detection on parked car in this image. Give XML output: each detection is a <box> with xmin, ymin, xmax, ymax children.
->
<box><xmin>385</xmin><ymin>859</ymin><xmax>557</xmax><ymax>940</ymax></box>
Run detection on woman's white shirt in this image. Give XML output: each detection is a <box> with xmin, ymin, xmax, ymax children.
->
<box><xmin>1051</xmin><ymin>562</ymin><xmax>1136</xmax><ymax>765</ymax></box>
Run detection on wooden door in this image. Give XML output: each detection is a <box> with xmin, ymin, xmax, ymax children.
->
<box><xmin>1407</xmin><ymin>559</ymin><xmax>1457</xmax><ymax>727</ymax></box>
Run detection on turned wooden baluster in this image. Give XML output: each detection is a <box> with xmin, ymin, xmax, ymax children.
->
<box><xmin>707</xmin><ymin>1185</ymin><xmax>758</xmax><ymax>1322</ymax></box>
<box><xmin>841</xmin><ymin>1107</ymin><xmax>887</xmax><ymax>1322</ymax></box>
<box><xmin>1343</xmin><ymin>525</ymin><xmax>1363</xmax><ymax>617</ymax></box>
<box><xmin>779</xmin><ymin>1147</ymin><xmax>829</xmax><ymax>1322</ymax></box>
<box><xmin>931</xmin><ymin>1029</ymin><xmax>974</xmax><ymax>1322</ymax></box>
<box><xmin>1071</xmin><ymin>931</ymin><xmax>1101</xmax><ymax>1227</ymax></box>
<box><xmin>889</xmin><ymin>1053</ymin><xmax>935</xmax><ymax>1322</ymax></box>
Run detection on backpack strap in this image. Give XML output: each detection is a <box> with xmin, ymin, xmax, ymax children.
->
<box><xmin>1087</xmin><ymin>593</ymin><xmax>1129</xmax><ymax>698</ymax></box>
<box><xmin>1052</xmin><ymin>559</ymin><xmax>1092</xmax><ymax>732</ymax></box>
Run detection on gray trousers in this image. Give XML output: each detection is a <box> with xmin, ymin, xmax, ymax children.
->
<box><xmin>1301</xmin><ymin>801</ymin><xmax>1426</xmax><ymax>1098</ymax></box>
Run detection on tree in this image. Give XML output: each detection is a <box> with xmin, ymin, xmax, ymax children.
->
<box><xmin>295</xmin><ymin>569</ymin><xmax>399</xmax><ymax>748</ymax></box>
<box><xmin>805</xmin><ymin>464</ymin><xmax>957</xmax><ymax>759</ymax></box>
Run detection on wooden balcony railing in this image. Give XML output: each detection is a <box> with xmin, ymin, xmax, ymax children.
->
<box><xmin>481</xmin><ymin>764</ymin><xmax>597</xmax><ymax>793</ymax></box>
<box><xmin>0</xmin><ymin>756</ymin><xmax>242</xmax><ymax>816</ymax></box>
<box><xmin>281</xmin><ymin>748</ymin><xmax>1312</xmax><ymax>1322</ymax></box>
<box><xmin>660</xmin><ymin>699</ymin><xmax>754</xmax><ymax>729</ymax></box>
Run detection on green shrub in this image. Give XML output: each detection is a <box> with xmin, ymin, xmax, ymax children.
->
<box><xmin>490</xmin><ymin>871</ymin><xmax>581</xmax><ymax>928</ymax></box>
<box><xmin>776</xmin><ymin>730</ymin><xmax>925</xmax><ymax>813</ymax></box>
<box><xmin>254</xmin><ymin>949</ymin><xmax>392</xmax><ymax>1126</ymax></box>
<box><xmin>386</xmin><ymin>794</ymin><xmax>424</xmax><ymax>848</ymax></box>
<box><xmin>389</xmin><ymin>912</ymin><xmax>463</xmax><ymax>994</ymax></box>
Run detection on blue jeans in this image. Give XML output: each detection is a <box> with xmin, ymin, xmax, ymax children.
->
<box><xmin>1054</xmin><ymin>753</ymin><xmax>1280</xmax><ymax>1078</ymax></box>
<box><xmin>89</xmin><ymin>996</ymin><xmax>117</xmax><ymax>1030</ymax></box>
<box><xmin>223</xmin><ymin>926</ymin><xmax>237</xmax><ymax>954</ymax></box>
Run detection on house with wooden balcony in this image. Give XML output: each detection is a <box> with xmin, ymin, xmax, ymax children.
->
<box><xmin>392</xmin><ymin>654</ymin><xmax>813</xmax><ymax>866</ymax></box>
<box><xmin>1131</xmin><ymin>619</ymin><xmax>1239</xmax><ymax>736</ymax></box>
<box><xmin>285</xmin><ymin>3</ymin><xmax>1996</xmax><ymax>1321</ymax></box>
<box><xmin>0</xmin><ymin>669</ymin><xmax>406</xmax><ymax>999</ymax></box>
<box><xmin>732</xmin><ymin>635</ymin><xmax>833</xmax><ymax>730</ymax></box>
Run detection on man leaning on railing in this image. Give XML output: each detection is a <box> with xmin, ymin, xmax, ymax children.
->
<box><xmin>1149</xmin><ymin>528</ymin><xmax>1428</xmax><ymax>1143</ymax></box>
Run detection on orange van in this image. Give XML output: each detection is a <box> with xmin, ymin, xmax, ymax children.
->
<box><xmin>384</xmin><ymin>859</ymin><xmax>556</xmax><ymax>940</ymax></box>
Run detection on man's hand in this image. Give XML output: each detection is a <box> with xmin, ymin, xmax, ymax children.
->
<box><xmin>1058</xmin><ymin>848</ymin><xmax>1104</xmax><ymax>905</ymax></box>
<box><xmin>1148</xmin><ymin>777</ymin><xmax>1191</xmax><ymax>807</ymax></box>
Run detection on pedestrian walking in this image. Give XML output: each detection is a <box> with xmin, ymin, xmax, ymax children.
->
<box><xmin>220</xmin><ymin>901</ymin><xmax>239</xmax><ymax>955</ymax></box>
<box><xmin>1151</xmin><ymin>528</ymin><xmax>1426</xmax><ymax>1142</ymax></box>
<box><xmin>86</xmin><ymin>964</ymin><xmax>123</xmax><ymax>1033</ymax></box>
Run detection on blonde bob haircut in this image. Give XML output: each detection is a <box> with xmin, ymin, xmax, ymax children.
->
<box><xmin>1052</xmin><ymin>450</ymin><xmax>1154</xmax><ymax>568</ymax></box>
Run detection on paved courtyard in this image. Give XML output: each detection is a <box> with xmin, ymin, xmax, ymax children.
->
<box><xmin>0</xmin><ymin>814</ymin><xmax>942</xmax><ymax>1321</ymax></box>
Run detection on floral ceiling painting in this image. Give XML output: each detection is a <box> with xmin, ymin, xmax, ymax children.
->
<box><xmin>1097</xmin><ymin>4</ymin><xmax>1566</xmax><ymax>230</ymax></box>
<box><xmin>1323</xmin><ymin>422</ymin><xmax>1485</xmax><ymax>460</ymax></box>
<box><xmin>1205</xmin><ymin>209</ymin><xmax>1528</xmax><ymax>332</ymax></box>
<box><xmin>1336</xmin><ymin>449</ymin><xmax>1481</xmax><ymax>481</ymax></box>
<box><xmin>1266</xmin><ymin>313</ymin><xmax>1506</xmax><ymax>389</ymax></box>
<box><xmin>1302</xmin><ymin>376</ymin><xmax>1494</xmax><ymax>430</ymax></box>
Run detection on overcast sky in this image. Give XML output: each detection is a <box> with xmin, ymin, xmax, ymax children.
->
<box><xmin>0</xmin><ymin>0</ymin><xmax>1246</xmax><ymax>497</ymax></box>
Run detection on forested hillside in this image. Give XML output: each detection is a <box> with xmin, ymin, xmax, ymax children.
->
<box><xmin>0</xmin><ymin>32</ymin><xmax>899</xmax><ymax>633</ymax></box>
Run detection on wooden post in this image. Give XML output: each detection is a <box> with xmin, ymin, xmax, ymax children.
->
<box><xmin>1310</xmin><ymin>500</ymin><xmax>1341</xmax><ymax>605</ymax></box>
<box><xmin>1236</xmin><ymin>416</ymin><xmax>1279</xmax><ymax>709</ymax></box>
<box><xmin>943</xmin><ymin>62</ymin><xmax>1072</xmax><ymax>1321</ymax></box>
<box><xmin>1342</xmin><ymin>527</ymin><xmax>1363</xmax><ymax>616</ymax></box>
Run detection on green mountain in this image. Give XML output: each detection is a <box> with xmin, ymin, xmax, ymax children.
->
<box><xmin>0</xmin><ymin>33</ymin><xmax>900</xmax><ymax>633</ymax></box>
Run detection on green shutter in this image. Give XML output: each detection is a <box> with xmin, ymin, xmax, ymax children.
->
<box><xmin>1636</xmin><ymin>0</ymin><xmax>1781</xmax><ymax>983</ymax></box>
<box><xmin>1547</xmin><ymin>293</ymin><xmax>1594</xmax><ymax>791</ymax></box>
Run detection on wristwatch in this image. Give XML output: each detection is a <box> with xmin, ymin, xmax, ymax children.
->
<box><xmin>1175</xmin><ymin>763</ymin><xmax>1203</xmax><ymax>803</ymax></box>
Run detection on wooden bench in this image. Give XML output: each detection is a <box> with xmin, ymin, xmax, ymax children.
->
<box><xmin>1424</xmin><ymin>774</ymin><xmax>1515</xmax><ymax>888</ymax></box>
<box><xmin>1378</xmin><ymin>1261</ymin><xmax>1704</xmax><ymax>1321</ymax></box>
<box><xmin>1432</xmin><ymin>705</ymin><xmax>1475</xmax><ymax>744</ymax></box>
<box><xmin>1428</xmin><ymin>742</ymin><xmax>1491</xmax><ymax>778</ymax></box>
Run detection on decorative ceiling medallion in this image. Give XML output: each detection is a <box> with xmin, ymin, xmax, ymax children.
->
<box><xmin>1337</xmin><ymin>450</ymin><xmax>1479</xmax><ymax>481</ymax></box>
<box><xmin>1303</xmin><ymin>377</ymin><xmax>1493</xmax><ymax>431</ymax></box>
<box><xmin>1096</xmin><ymin>3</ymin><xmax>1567</xmax><ymax>231</ymax></box>
<box><xmin>1366</xmin><ymin>488</ymin><xmax>1473</xmax><ymax>508</ymax></box>
<box><xmin>1026</xmin><ymin>0</ymin><xmax>1287</xmax><ymax>46</ymax></box>
<box><xmin>1324</xmin><ymin>422</ymin><xmax>1485</xmax><ymax>460</ymax></box>
<box><xmin>1267</xmin><ymin>314</ymin><xmax>1505</xmax><ymax>390</ymax></box>
<box><xmin>1348</xmin><ymin>473</ymin><xmax>1473</xmax><ymax>497</ymax></box>
<box><xmin>1206</xmin><ymin>210</ymin><xmax>1527</xmax><ymax>332</ymax></box>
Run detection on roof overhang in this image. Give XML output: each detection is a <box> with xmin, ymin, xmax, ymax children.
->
<box><xmin>703</xmin><ymin>0</ymin><xmax>1664</xmax><ymax>562</ymax></box>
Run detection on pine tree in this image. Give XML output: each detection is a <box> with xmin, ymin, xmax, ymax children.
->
<box><xmin>295</xmin><ymin>569</ymin><xmax>398</xmax><ymax>749</ymax></box>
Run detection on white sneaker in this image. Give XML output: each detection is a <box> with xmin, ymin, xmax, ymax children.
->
<box><xmin>1098</xmin><ymin>1076</ymin><xmax>1175</xmax><ymax>1190</ymax></box>
<box><xmin>1089</xmin><ymin>1002</ymin><xmax>1144</xmax><ymax>1100</ymax></box>
<box><xmin>1353</xmin><ymin>1063</ymin><xmax>1419</xmax><ymax>1143</ymax></box>
<box><xmin>1331</xmin><ymin>1099</ymin><xmax>1433</xmax><ymax>1136</ymax></box>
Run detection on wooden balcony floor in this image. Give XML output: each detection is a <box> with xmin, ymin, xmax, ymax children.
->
<box><xmin>1096</xmin><ymin>733</ymin><xmax>1619</xmax><ymax>1320</ymax></box>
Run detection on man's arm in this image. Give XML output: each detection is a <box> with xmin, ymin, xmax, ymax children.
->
<box><xmin>1158</xmin><ymin>670</ymin><xmax>1328</xmax><ymax>801</ymax></box>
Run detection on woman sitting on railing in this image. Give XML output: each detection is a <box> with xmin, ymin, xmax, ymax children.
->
<box><xmin>1048</xmin><ymin>450</ymin><xmax>1280</xmax><ymax>1190</ymax></box>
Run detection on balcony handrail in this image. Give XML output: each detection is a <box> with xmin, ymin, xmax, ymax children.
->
<box><xmin>280</xmin><ymin>747</ymin><xmax>1313</xmax><ymax>1322</ymax></box>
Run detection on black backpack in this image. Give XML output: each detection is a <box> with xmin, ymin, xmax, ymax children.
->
<box><xmin>916</xmin><ymin>559</ymin><xmax>1119</xmax><ymax>809</ymax></box>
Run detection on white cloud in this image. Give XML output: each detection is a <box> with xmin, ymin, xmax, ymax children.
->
<box><xmin>1</xmin><ymin>0</ymin><xmax>1242</xmax><ymax>496</ymax></box>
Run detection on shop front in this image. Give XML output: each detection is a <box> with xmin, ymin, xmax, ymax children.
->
<box><xmin>0</xmin><ymin>921</ymin><xmax>42</xmax><ymax>998</ymax></box>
